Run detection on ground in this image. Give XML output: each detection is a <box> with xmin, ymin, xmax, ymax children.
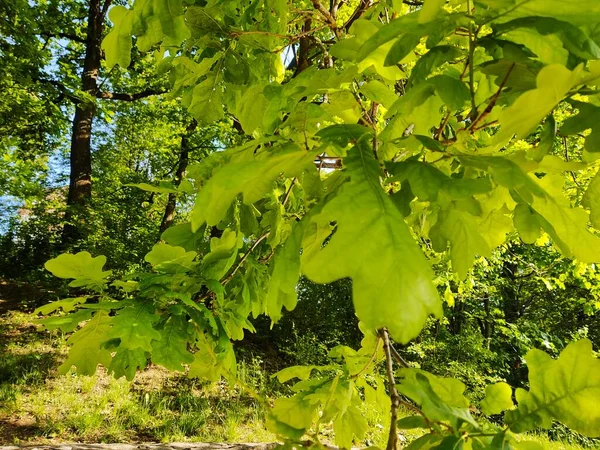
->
<box><xmin>0</xmin><ymin>281</ymin><xmax>589</xmax><ymax>449</ymax></box>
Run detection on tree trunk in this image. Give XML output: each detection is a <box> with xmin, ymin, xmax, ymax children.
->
<box><xmin>62</xmin><ymin>0</ymin><xmax>103</xmax><ymax>245</ymax></box>
<box><xmin>158</xmin><ymin>120</ymin><xmax>198</xmax><ymax>234</ymax></box>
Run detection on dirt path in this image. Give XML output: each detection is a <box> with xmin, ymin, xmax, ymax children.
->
<box><xmin>0</xmin><ymin>444</ymin><xmax>278</xmax><ymax>450</ymax></box>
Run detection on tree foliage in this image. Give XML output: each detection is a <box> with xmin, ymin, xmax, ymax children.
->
<box><xmin>31</xmin><ymin>0</ymin><xmax>600</xmax><ymax>448</ymax></box>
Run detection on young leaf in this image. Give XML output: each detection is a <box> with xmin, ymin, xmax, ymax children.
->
<box><xmin>190</xmin><ymin>144</ymin><xmax>317</xmax><ymax>230</ymax></box>
<box><xmin>58</xmin><ymin>311</ymin><xmax>113</xmax><ymax>376</ymax></box>
<box><xmin>481</xmin><ymin>382</ymin><xmax>515</xmax><ymax>415</ymax></box>
<box><xmin>102</xmin><ymin>6</ymin><xmax>134</xmax><ymax>69</ymax></box>
<box><xmin>582</xmin><ymin>171</ymin><xmax>600</xmax><ymax>229</ymax></box>
<box><xmin>505</xmin><ymin>339</ymin><xmax>600</xmax><ymax>437</ymax></box>
<box><xmin>430</xmin><ymin>208</ymin><xmax>492</xmax><ymax>279</ymax></box>
<box><xmin>301</xmin><ymin>138</ymin><xmax>442</xmax><ymax>344</ymax></box>
<box><xmin>45</xmin><ymin>252</ymin><xmax>112</xmax><ymax>290</ymax></box>
<box><xmin>266</xmin><ymin>219</ymin><xmax>304</xmax><ymax>323</ymax></box>
<box><xmin>494</xmin><ymin>64</ymin><xmax>582</xmax><ymax>145</ymax></box>
<box><xmin>145</xmin><ymin>243</ymin><xmax>197</xmax><ymax>273</ymax></box>
<box><xmin>151</xmin><ymin>315</ymin><xmax>195</xmax><ymax>372</ymax></box>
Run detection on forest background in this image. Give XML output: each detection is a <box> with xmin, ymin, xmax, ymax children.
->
<box><xmin>1</xmin><ymin>0</ymin><xmax>600</xmax><ymax>449</ymax></box>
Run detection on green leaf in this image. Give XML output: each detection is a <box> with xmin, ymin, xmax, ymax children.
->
<box><xmin>494</xmin><ymin>64</ymin><xmax>582</xmax><ymax>145</ymax></box>
<box><xmin>333</xmin><ymin>404</ymin><xmax>368</xmax><ymax>449</ymax></box>
<box><xmin>385</xmin><ymin>33</ymin><xmax>421</xmax><ymax>67</ymax></box>
<box><xmin>360</xmin><ymin>80</ymin><xmax>397</xmax><ymax>109</ymax></box>
<box><xmin>266</xmin><ymin>219</ymin><xmax>304</xmax><ymax>323</ymax></box>
<box><xmin>505</xmin><ymin>339</ymin><xmax>600</xmax><ymax>437</ymax></box>
<box><xmin>152</xmin><ymin>0</ymin><xmax>190</xmax><ymax>42</ymax></box>
<box><xmin>34</xmin><ymin>297</ymin><xmax>87</xmax><ymax>315</ymax></box>
<box><xmin>513</xmin><ymin>204</ymin><xmax>542</xmax><ymax>244</ymax></box>
<box><xmin>492</xmin><ymin>17</ymin><xmax>600</xmax><ymax>61</ymax></box>
<box><xmin>59</xmin><ymin>311</ymin><xmax>113</xmax><ymax>376</ymax></box>
<box><xmin>109</xmin><ymin>348</ymin><xmax>147</xmax><ymax>381</ymax></box>
<box><xmin>481</xmin><ymin>382</ymin><xmax>515</xmax><ymax>415</ymax></box>
<box><xmin>584</xmin><ymin>129</ymin><xmax>600</xmax><ymax>154</ymax></box>
<box><xmin>430</xmin><ymin>75</ymin><xmax>470</xmax><ymax>110</ymax></box>
<box><xmin>188</xmin><ymin>75</ymin><xmax>224</xmax><ymax>125</ymax></box>
<box><xmin>161</xmin><ymin>222</ymin><xmax>204</xmax><ymax>252</ymax></box>
<box><xmin>45</xmin><ymin>252</ymin><xmax>112</xmax><ymax>290</ymax></box>
<box><xmin>190</xmin><ymin>144</ymin><xmax>317</xmax><ymax>230</ymax></box>
<box><xmin>316</xmin><ymin>124</ymin><xmax>373</xmax><ymax>148</ymax></box>
<box><xmin>430</xmin><ymin>208</ymin><xmax>492</xmax><ymax>279</ymax></box>
<box><xmin>36</xmin><ymin>309</ymin><xmax>94</xmax><ymax>333</ymax></box>
<box><xmin>268</xmin><ymin>395</ymin><xmax>316</xmax><ymax>438</ymax></box>
<box><xmin>108</xmin><ymin>303</ymin><xmax>161</xmax><ymax>352</ymax></box>
<box><xmin>102</xmin><ymin>6</ymin><xmax>134</xmax><ymax>69</ymax></box>
<box><xmin>497</xmin><ymin>0</ymin><xmax>600</xmax><ymax>27</ymax></box>
<box><xmin>145</xmin><ymin>243</ymin><xmax>197</xmax><ymax>273</ymax></box>
<box><xmin>151</xmin><ymin>315</ymin><xmax>195</xmax><ymax>372</ymax></box>
<box><xmin>462</xmin><ymin>156</ymin><xmax>600</xmax><ymax>263</ymax></box>
<box><xmin>200</xmin><ymin>229</ymin><xmax>241</xmax><ymax>281</ymax></box>
<box><xmin>397</xmin><ymin>415</ymin><xmax>429</xmax><ymax>429</ymax></box>
<box><xmin>397</xmin><ymin>370</ymin><xmax>478</xmax><ymax>430</ymax></box>
<box><xmin>408</xmin><ymin>46</ymin><xmax>462</xmax><ymax>86</ymax></box>
<box><xmin>388</xmin><ymin>161</ymin><xmax>492</xmax><ymax>202</ymax></box>
<box><xmin>528</xmin><ymin>115</ymin><xmax>556</xmax><ymax>162</ymax></box>
<box><xmin>273</xmin><ymin>365</ymin><xmax>319</xmax><ymax>383</ymax></box>
<box><xmin>126</xmin><ymin>182</ymin><xmax>178</xmax><ymax>193</ymax></box>
<box><xmin>188</xmin><ymin>332</ymin><xmax>236</xmax><ymax>381</ymax></box>
<box><xmin>583</xmin><ymin>171</ymin><xmax>600</xmax><ymax>229</ymax></box>
<box><xmin>560</xmin><ymin>101</ymin><xmax>600</xmax><ymax>136</ymax></box>
<box><xmin>301</xmin><ymin>138</ymin><xmax>442</xmax><ymax>344</ymax></box>
<box><xmin>419</xmin><ymin>0</ymin><xmax>446</xmax><ymax>24</ymax></box>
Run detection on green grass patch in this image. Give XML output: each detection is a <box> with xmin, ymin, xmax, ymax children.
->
<box><xmin>0</xmin><ymin>310</ymin><xmax>593</xmax><ymax>449</ymax></box>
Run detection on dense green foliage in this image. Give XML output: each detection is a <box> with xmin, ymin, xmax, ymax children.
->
<box><xmin>2</xmin><ymin>0</ymin><xmax>600</xmax><ymax>449</ymax></box>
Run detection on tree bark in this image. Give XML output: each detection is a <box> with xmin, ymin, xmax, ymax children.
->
<box><xmin>62</xmin><ymin>0</ymin><xmax>103</xmax><ymax>245</ymax></box>
<box><xmin>158</xmin><ymin>120</ymin><xmax>198</xmax><ymax>234</ymax></box>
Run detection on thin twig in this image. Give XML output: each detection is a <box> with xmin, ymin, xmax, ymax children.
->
<box><xmin>380</xmin><ymin>328</ymin><xmax>401</xmax><ymax>450</ymax></box>
<box><xmin>220</xmin><ymin>233</ymin><xmax>270</xmax><ymax>285</ymax></box>
<box><xmin>467</xmin><ymin>0</ymin><xmax>477</xmax><ymax>121</ymax></box>
<box><xmin>470</xmin><ymin>63</ymin><xmax>515</xmax><ymax>131</ymax></box>
<box><xmin>435</xmin><ymin>111</ymin><xmax>452</xmax><ymax>140</ymax></box>
<box><xmin>389</xmin><ymin>342</ymin><xmax>410</xmax><ymax>368</ymax></box>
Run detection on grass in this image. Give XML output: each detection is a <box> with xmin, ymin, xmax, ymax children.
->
<box><xmin>0</xmin><ymin>310</ymin><xmax>277</xmax><ymax>445</ymax></box>
<box><xmin>0</xmin><ymin>309</ymin><xmax>594</xmax><ymax>449</ymax></box>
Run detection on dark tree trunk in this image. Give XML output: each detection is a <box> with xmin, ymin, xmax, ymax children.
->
<box><xmin>158</xmin><ymin>120</ymin><xmax>198</xmax><ymax>234</ymax></box>
<box><xmin>62</xmin><ymin>0</ymin><xmax>103</xmax><ymax>245</ymax></box>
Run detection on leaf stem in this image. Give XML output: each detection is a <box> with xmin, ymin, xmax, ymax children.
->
<box><xmin>466</xmin><ymin>0</ymin><xmax>478</xmax><ymax>122</ymax></box>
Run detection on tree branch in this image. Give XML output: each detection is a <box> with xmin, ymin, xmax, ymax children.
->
<box><xmin>101</xmin><ymin>0</ymin><xmax>114</xmax><ymax>18</ymax></box>
<box><xmin>344</xmin><ymin>0</ymin><xmax>373</xmax><ymax>32</ymax></box>
<box><xmin>312</xmin><ymin>0</ymin><xmax>338</xmax><ymax>29</ymax></box>
<box><xmin>39</xmin><ymin>32</ymin><xmax>86</xmax><ymax>44</ymax></box>
<box><xmin>380</xmin><ymin>328</ymin><xmax>401</xmax><ymax>450</ymax></box>
<box><xmin>34</xmin><ymin>78</ymin><xmax>80</xmax><ymax>104</ymax></box>
<box><xmin>96</xmin><ymin>89</ymin><xmax>166</xmax><ymax>101</ymax></box>
<box><xmin>389</xmin><ymin>341</ymin><xmax>410</xmax><ymax>368</ymax></box>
